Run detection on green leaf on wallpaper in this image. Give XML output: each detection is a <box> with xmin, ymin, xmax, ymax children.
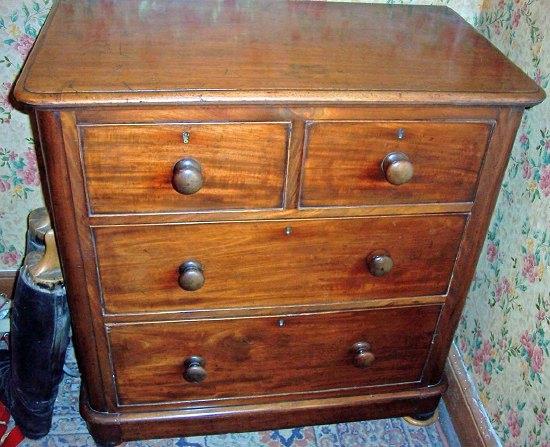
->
<box><xmin>12</xmin><ymin>159</ymin><xmax>24</xmax><ymax>170</ymax></box>
<box><xmin>33</xmin><ymin>2</ymin><xmax>41</xmax><ymax>13</ymax></box>
<box><xmin>0</xmin><ymin>56</ymin><xmax>12</xmax><ymax>68</ymax></box>
<box><xmin>530</xmin><ymin>27</ymin><xmax>539</xmax><ymax>43</ymax></box>
<box><xmin>25</xmin><ymin>25</ymin><xmax>37</xmax><ymax>38</ymax></box>
<box><xmin>22</xmin><ymin>4</ymin><xmax>30</xmax><ymax>17</ymax></box>
<box><xmin>10</xmin><ymin>11</ymin><xmax>18</xmax><ymax>22</ymax></box>
<box><xmin>0</xmin><ymin>18</ymin><xmax>5</xmax><ymax>29</ymax></box>
<box><xmin>3</xmin><ymin>39</ymin><xmax>16</xmax><ymax>45</ymax></box>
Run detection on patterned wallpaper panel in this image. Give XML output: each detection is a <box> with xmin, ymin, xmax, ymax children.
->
<box><xmin>0</xmin><ymin>0</ymin><xmax>50</xmax><ymax>268</ymax></box>
<box><xmin>455</xmin><ymin>1</ymin><xmax>549</xmax><ymax>446</ymax></box>
<box><xmin>0</xmin><ymin>1</ymin><xmax>547</xmax><ymax>445</ymax></box>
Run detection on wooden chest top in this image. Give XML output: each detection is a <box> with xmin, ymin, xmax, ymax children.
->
<box><xmin>15</xmin><ymin>0</ymin><xmax>543</xmax><ymax>107</ymax></box>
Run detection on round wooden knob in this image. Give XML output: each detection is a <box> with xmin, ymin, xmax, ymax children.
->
<box><xmin>351</xmin><ymin>342</ymin><xmax>375</xmax><ymax>368</ymax></box>
<box><xmin>382</xmin><ymin>152</ymin><xmax>413</xmax><ymax>185</ymax></box>
<box><xmin>172</xmin><ymin>157</ymin><xmax>203</xmax><ymax>195</ymax></box>
<box><xmin>367</xmin><ymin>251</ymin><xmax>393</xmax><ymax>277</ymax></box>
<box><xmin>183</xmin><ymin>356</ymin><xmax>206</xmax><ymax>383</ymax></box>
<box><xmin>178</xmin><ymin>260</ymin><xmax>204</xmax><ymax>291</ymax></box>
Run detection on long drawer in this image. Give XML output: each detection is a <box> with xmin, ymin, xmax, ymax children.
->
<box><xmin>94</xmin><ymin>215</ymin><xmax>466</xmax><ymax>314</ymax></box>
<box><xmin>300</xmin><ymin>120</ymin><xmax>492</xmax><ymax>207</ymax></box>
<box><xmin>109</xmin><ymin>305</ymin><xmax>441</xmax><ymax>405</ymax></box>
<box><xmin>80</xmin><ymin>122</ymin><xmax>290</xmax><ymax>214</ymax></box>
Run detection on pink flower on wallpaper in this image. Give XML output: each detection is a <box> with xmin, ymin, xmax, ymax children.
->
<box><xmin>537</xmin><ymin>309</ymin><xmax>546</xmax><ymax>322</ymax></box>
<box><xmin>0</xmin><ymin>179</ymin><xmax>10</xmax><ymax>192</ymax></box>
<box><xmin>519</xmin><ymin>133</ymin><xmax>528</xmax><ymax>144</ymax></box>
<box><xmin>13</xmin><ymin>34</ymin><xmax>34</xmax><ymax>56</ymax></box>
<box><xmin>487</xmin><ymin>242</ymin><xmax>498</xmax><ymax>262</ymax></box>
<box><xmin>24</xmin><ymin>150</ymin><xmax>38</xmax><ymax>169</ymax></box>
<box><xmin>536</xmin><ymin>410</ymin><xmax>546</xmax><ymax>425</ymax></box>
<box><xmin>540</xmin><ymin>165</ymin><xmax>550</xmax><ymax>197</ymax></box>
<box><xmin>473</xmin><ymin>339</ymin><xmax>493</xmax><ymax>383</ymax></box>
<box><xmin>8</xmin><ymin>151</ymin><xmax>17</xmax><ymax>161</ymax></box>
<box><xmin>531</xmin><ymin>345</ymin><xmax>544</xmax><ymax>373</ymax></box>
<box><xmin>495</xmin><ymin>277</ymin><xmax>512</xmax><ymax>301</ymax></box>
<box><xmin>521</xmin><ymin>161</ymin><xmax>532</xmax><ymax>179</ymax></box>
<box><xmin>521</xmin><ymin>253</ymin><xmax>538</xmax><ymax>282</ymax></box>
<box><xmin>534</xmin><ymin>68</ymin><xmax>543</xmax><ymax>85</ymax></box>
<box><xmin>0</xmin><ymin>82</ymin><xmax>12</xmax><ymax>109</ymax></box>
<box><xmin>520</xmin><ymin>330</ymin><xmax>534</xmax><ymax>357</ymax></box>
<box><xmin>20</xmin><ymin>168</ymin><xmax>40</xmax><ymax>186</ymax></box>
<box><xmin>507</xmin><ymin>409</ymin><xmax>521</xmax><ymax>438</ymax></box>
<box><xmin>0</xmin><ymin>251</ymin><xmax>20</xmax><ymax>267</ymax></box>
<box><xmin>511</xmin><ymin>9</ymin><xmax>521</xmax><ymax>28</ymax></box>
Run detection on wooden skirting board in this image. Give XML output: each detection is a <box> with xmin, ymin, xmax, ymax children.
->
<box><xmin>0</xmin><ymin>268</ymin><xmax>501</xmax><ymax>446</ymax></box>
<box><xmin>444</xmin><ymin>342</ymin><xmax>501</xmax><ymax>446</ymax></box>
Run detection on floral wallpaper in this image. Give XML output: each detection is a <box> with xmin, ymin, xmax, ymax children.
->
<box><xmin>0</xmin><ymin>0</ymin><xmax>547</xmax><ymax>445</ymax></box>
<box><xmin>0</xmin><ymin>0</ymin><xmax>49</xmax><ymax>268</ymax></box>
<box><xmin>455</xmin><ymin>0</ymin><xmax>549</xmax><ymax>446</ymax></box>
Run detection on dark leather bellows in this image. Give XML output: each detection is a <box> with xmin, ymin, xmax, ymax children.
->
<box><xmin>0</xmin><ymin>265</ymin><xmax>70</xmax><ymax>439</ymax></box>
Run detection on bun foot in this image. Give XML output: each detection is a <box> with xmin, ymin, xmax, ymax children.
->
<box><xmin>402</xmin><ymin>408</ymin><xmax>439</xmax><ymax>426</ymax></box>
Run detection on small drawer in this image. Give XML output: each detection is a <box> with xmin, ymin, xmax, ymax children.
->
<box><xmin>94</xmin><ymin>215</ymin><xmax>466</xmax><ymax>314</ymax></box>
<box><xmin>109</xmin><ymin>305</ymin><xmax>441</xmax><ymax>405</ymax></box>
<box><xmin>300</xmin><ymin>120</ymin><xmax>492</xmax><ymax>207</ymax></box>
<box><xmin>80</xmin><ymin>122</ymin><xmax>290</xmax><ymax>214</ymax></box>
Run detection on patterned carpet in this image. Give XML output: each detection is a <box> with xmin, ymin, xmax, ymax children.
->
<box><xmin>19</xmin><ymin>346</ymin><xmax>460</xmax><ymax>447</ymax></box>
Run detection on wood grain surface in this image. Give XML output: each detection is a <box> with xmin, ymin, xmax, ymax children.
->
<box><xmin>94</xmin><ymin>215</ymin><xmax>466</xmax><ymax>314</ymax></box>
<box><xmin>15</xmin><ymin>0</ymin><xmax>544</xmax><ymax>443</ymax></box>
<box><xmin>80</xmin><ymin>122</ymin><xmax>289</xmax><ymax>214</ymax></box>
<box><xmin>301</xmin><ymin>120</ymin><xmax>491</xmax><ymax>206</ymax></box>
<box><xmin>108</xmin><ymin>305</ymin><xmax>441</xmax><ymax>405</ymax></box>
<box><xmin>14</xmin><ymin>1</ymin><xmax>544</xmax><ymax>107</ymax></box>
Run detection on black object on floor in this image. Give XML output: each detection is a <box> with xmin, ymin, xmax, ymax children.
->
<box><xmin>0</xmin><ymin>233</ymin><xmax>70</xmax><ymax>440</ymax></box>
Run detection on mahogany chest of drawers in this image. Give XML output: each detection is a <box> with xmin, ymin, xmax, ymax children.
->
<box><xmin>15</xmin><ymin>0</ymin><xmax>544</xmax><ymax>444</ymax></box>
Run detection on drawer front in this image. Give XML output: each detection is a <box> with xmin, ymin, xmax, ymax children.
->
<box><xmin>300</xmin><ymin>121</ymin><xmax>492</xmax><ymax>207</ymax></box>
<box><xmin>94</xmin><ymin>215</ymin><xmax>466</xmax><ymax>314</ymax></box>
<box><xmin>80</xmin><ymin>122</ymin><xmax>289</xmax><ymax>214</ymax></box>
<box><xmin>109</xmin><ymin>306</ymin><xmax>441</xmax><ymax>405</ymax></box>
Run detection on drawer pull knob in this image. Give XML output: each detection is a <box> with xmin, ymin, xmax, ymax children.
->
<box><xmin>351</xmin><ymin>342</ymin><xmax>375</xmax><ymax>368</ymax></box>
<box><xmin>367</xmin><ymin>251</ymin><xmax>393</xmax><ymax>277</ymax></box>
<box><xmin>172</xmin><ymin>157</ymin><xmax>203</xmax><ymax>195</ymax></box>
<box><xmin>183</xmin><ymin>356</ymin><xmax>207</xmax><ymax>383</ymax></box>
<box><xmin>382</xmin><ymin>152</ymin><xmax>414</xmax><ymax>185</ymax></box>
<box><xmin>178</xmin><ymin>260</ymin><xmax>205</xmax><ymax>291</ymax></box>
